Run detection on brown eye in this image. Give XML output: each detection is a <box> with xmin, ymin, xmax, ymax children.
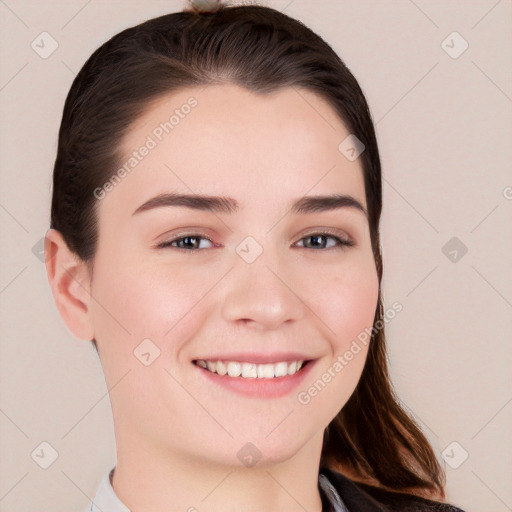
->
<box><xmin>297</xmin><ymin>233</ymin><xmax>354</xmax><ymax>250</ymax></box>
<box><xmin>157</xmin><ymin>234</ymin><xmax>214</xmax><ymax>250</ymax></box>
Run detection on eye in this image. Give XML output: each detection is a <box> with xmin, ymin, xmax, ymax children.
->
<box><xmin>156</xmin><ymin>234</ymin><xmax>214</xmax><ymax>251</ymax></box>
<box><xmin>295</xmin><ymin>232</ymin><xmax>354</xmax><ymax>250</ymax></box>
<box><xmin>156</xmin><ymin>231</ymin><xmax>355</xmax><ymax>252</ymax></box>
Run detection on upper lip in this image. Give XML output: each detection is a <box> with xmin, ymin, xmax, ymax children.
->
<box><xmin>193</xmin><ymin>352</ymin><xmax>315</xmax><ymax>364</ymax></box>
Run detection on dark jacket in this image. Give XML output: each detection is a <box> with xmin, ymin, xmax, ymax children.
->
<box><xmin>320</xmin><ymin>467</ymin><xmax>466</xmax><ymax>512</ymax></box>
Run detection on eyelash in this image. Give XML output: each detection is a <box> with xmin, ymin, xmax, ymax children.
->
<box><xmin>156</xmin><ymin>231</ymin><xmax>355</xmax><ymax>252</ymax></box>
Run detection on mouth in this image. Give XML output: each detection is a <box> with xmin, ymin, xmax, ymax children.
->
<box><xmin>193</xmin><ymin>359</ymin><xmax>311</xmax><ymax>379</ymax></box>
<box><xmin>192</xmin><ymin>357</ymin><xmax>316</xmax><ymax>399</ymax></box>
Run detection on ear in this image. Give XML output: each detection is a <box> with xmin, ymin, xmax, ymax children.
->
<box><xmin>44</xmin><ymin>228</ymin><xmax>95</xmax><ymax>341</ymax></box>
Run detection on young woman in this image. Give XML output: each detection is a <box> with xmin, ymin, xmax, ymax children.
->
<box><xmin>45</xmin><ymin>3</ymin><xmax>466</xmax><ymax>511</ymax></box>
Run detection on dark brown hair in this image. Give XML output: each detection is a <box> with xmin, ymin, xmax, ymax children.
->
<box><xmin>50</xmin><ymin>3</ymin><xmax>445</xmax><ymax>500</ymax></box>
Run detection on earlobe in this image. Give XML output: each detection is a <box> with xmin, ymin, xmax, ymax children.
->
<box><xmin>44</xmin><ymin>228</ymin><xmax>95</xmax><ymax>341</ymax></box>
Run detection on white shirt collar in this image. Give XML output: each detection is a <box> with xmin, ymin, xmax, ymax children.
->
<box><xmin>85</xmin><ymin>466</ymin><xmax>349</xmax><ymax>512</ymax></box>
<box><xmin>319</xmin><ymin>472</ymin><xmax>350</xmax><ymax>512</ymax></box>
<box><xmin>84</xmin><ymin>468</ymin><xmax>130</xmax><ymax>512</ymax></box>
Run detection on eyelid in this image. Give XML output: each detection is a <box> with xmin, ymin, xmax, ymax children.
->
<box><xmin>154</xmin><ymin>228</ymin><xmax>213</xmax><ymax>244</ymax></box>
<box><xmin>297</xmin><ymin>227</ymin><xmax>353</xmax><ymax>243</ymax></box>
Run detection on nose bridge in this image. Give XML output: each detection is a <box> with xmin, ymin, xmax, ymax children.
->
<box><xmin>220</xmin><ymin>239</ymin><xmax>304</xmax><ymax>329</ymax></box>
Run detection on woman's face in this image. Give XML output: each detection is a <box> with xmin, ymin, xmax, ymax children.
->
<box><xmin>89</xmin><ymin>84</ymin><xmax>379</xmax><ymax>468</ymax></box>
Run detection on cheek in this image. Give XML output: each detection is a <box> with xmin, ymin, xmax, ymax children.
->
<box><xmin>88</xmin><ymin>259</ymin><xmax>217</xmax><ymax>438</ymax></box>
<box><xmin>297</xmin><ymin>263</ymin><xmax>379</xmax><ymax>420</ymax></box>
<box><xmin>311</xmin><ymin>258</ymin><xmax>379</xmax><ymax>350</ymax></box>
<box><xmin>89</xmin><ymin>253</ymin><xmax>218</xmax><ymax>359</ymax></box>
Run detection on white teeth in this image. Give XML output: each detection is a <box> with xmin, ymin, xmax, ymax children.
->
<box><xmin>227</xmin><ymin>361</ymin><xmax>241</xmax><ymax>377</ymax></box>
<box><xmin>216</xmin><ymin>360</ymin><xmax>227</xmax><ymax>376</ymax></box>
<box><xmin>196</xmin><ymin>359</ymin><xmax>306</xmax><ymax>378</ymax></box>
<box><xmin>241</xmin><ymin>363</ymin><xmax>257</xmax><ymax>378</ymax></box>
<box><xmin>287</xmin><ymin>361</ymin><xmax>297</xmax><ymax>375</ymax></box>
<box><xmin>257</xmin><ymin>364</ymin><xmax>274</xmax><ymax>379</ymax></box>
<box><xmin>274</xmin><ymin>362</ymin><xmax>288</xmax><ymax>377</ymax></box>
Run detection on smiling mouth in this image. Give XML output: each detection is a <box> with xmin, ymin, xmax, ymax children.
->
<box><xmin>193</xmin><ymin>359</ymin><xmax>311</xmax><ymax>379</ymax></box>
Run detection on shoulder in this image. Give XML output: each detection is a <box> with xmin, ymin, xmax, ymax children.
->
<box><xmin>320</xmin><ymin>467</ymin><xmax>467</xmax><ymax>512</ymax></box>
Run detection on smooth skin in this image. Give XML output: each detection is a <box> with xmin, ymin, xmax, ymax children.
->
<box><xmin>45</xmin><ymin>84</ymin><xmax>379</xmax><ymax>512</ymax></box>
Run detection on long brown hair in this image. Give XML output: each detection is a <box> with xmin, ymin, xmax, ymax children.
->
<box><xmin>50</xmin><ymin>3</ymin><xmax>445</xmax><ymax>499</ymax></box>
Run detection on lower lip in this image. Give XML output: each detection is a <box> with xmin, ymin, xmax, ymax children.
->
<box><xmin>194</xmin><ymin>360</ymin><xmax>316</xmax><ymax>399</ymax></box>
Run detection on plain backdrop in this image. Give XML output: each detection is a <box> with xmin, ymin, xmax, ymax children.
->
<box><xmin>0</xmin><ymin>1</ymin><xmax>510</xmax><ymax>511</ymax></box>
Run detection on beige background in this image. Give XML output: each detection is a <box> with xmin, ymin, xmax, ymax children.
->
<box><xmin>0</xmin><ymin>1</ymin><xmax>510</xmax><ymax>511</ymax></box>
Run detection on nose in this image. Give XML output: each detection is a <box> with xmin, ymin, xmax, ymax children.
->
<box><xmin>220</xmin><ymin>249</ymin><xmax>305</xmax><ymax>331</ymax></box>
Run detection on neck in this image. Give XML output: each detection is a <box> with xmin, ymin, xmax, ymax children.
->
<box><xmin>112</xmin><ymin>428</ymin><xmax>325</xmax><ymax>512</ymax></box>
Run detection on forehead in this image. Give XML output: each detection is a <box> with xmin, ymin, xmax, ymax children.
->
<box><xmin>99</xmin><ymin>84</ymin><xmax>366</xmax><ymax>222</ymax></box>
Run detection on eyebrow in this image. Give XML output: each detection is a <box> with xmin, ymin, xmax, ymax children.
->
<box><xmin>132</xmin><ymin>192</ymin><xmax>368</xmax><ymax>218</ymax></box>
